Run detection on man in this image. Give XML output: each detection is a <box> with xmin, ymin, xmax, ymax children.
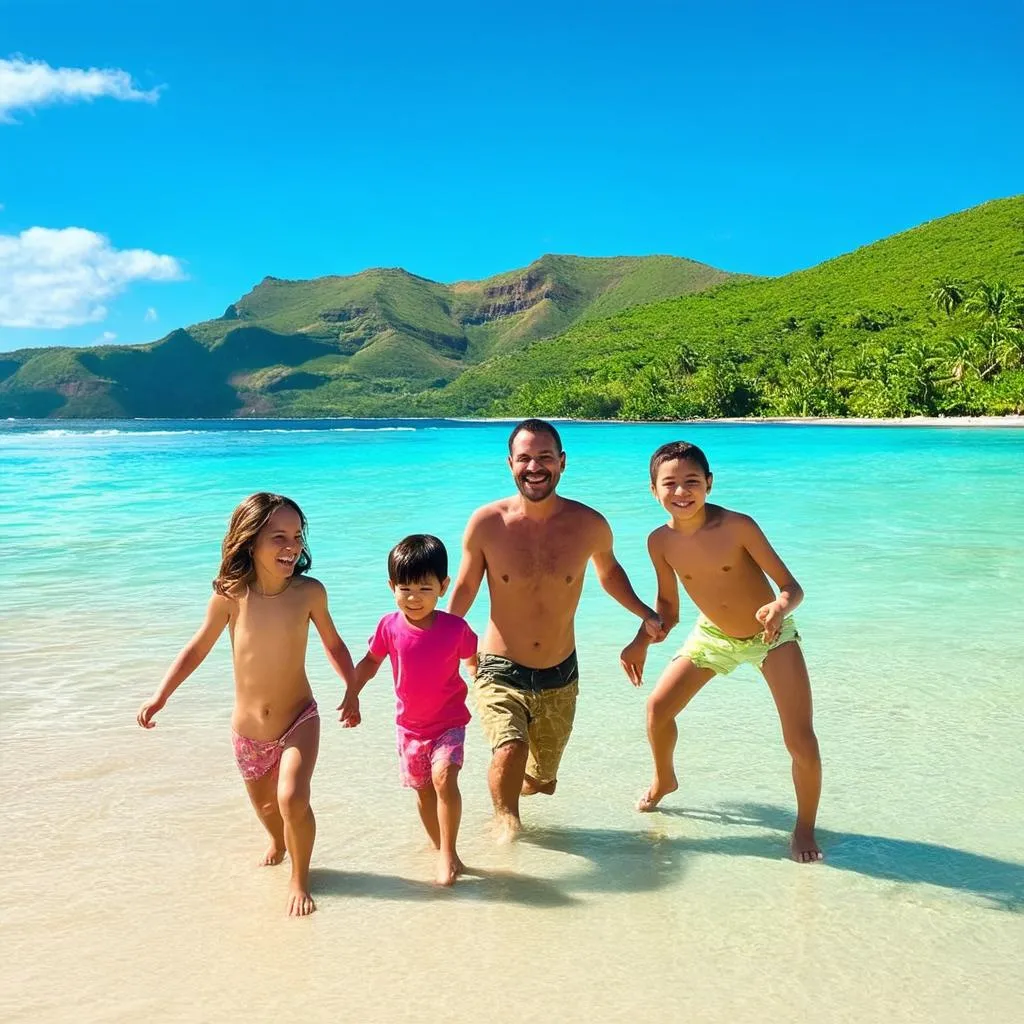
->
<box><xmin>448</xmin><ymin>418</ymin><xmax>663</xmax><ymax>839</ymax></box>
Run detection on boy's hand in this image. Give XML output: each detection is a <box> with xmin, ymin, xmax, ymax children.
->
<box><xmin>620</xmin><ymin>638</ymin><xmax>650</xmax><ymax>687</ymax></box>
<box><xmin>642</xmin><ymin>610</ymin><xmax>667</xmax><ymax>642</ymax></box>
<box><xmin>755</xmin><ymin>601</ymin><xmax>784</xmax><ymax>644</ymax></box>
<box><xmin>137</xmin><ymin>698</ymin><xmax>164</xmax><ymax>729</ymax></box>
<box><xmin>337</xmin><ymin>691</ymin><xmax>361</xmax><ymax>728</ymax></box>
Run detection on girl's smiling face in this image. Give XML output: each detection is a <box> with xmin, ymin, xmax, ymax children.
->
<box><xmin>252</xmin><ymin>505</ymin><xmax>306</xmax><ymax>583</ymax></box>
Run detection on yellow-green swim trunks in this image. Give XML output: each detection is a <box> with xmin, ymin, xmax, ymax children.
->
<box><xmin>677</xmin><ymin>615</ymin><xmax>801</xmax><ymax>676</ymax></box>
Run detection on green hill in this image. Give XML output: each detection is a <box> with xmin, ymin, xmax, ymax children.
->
<box><xmin>0</xmin><ymin>255</ymin><xmax>738</xmax><ymax>418</ymax></box>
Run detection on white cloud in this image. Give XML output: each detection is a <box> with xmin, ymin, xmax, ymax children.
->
<box><xmin>144</xmin><ymin>306</ymin><xmax>158</xmax><ymax>322</ymax></box>
<box><xmin>0</xmin><ymin>226</ymin><xmax>185</xmax><ymax>328</ymax></box>
<box><xmin>96</xmin><ymin>331</ymin><xmax>117</xmax><ymax>343</ymax></box>
<box><xmin>0</xmin><ymin>56</ymin><xmax>162</xmax><ymax>123</ymax></box>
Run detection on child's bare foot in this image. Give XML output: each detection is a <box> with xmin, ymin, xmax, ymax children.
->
<box><xmin>436</xmin><ymin>853</ymin><xmax>465</xmax><ymax>886</ymax></box>
<box><xmin>286</xmin><ymin>886</ymin><xmax>316</xmax><ymax>916</ymax></box>
<box><xmin>259</xmin><ymin>843</ymin><xmax>286</xmax><ymax>866</ymax></box>
<box><xmin>493</xmin><ymin>811</ymin><xmax>522</xmax><ymax>844</ymax></box>
<box><xmin>790</xmin><ymin>827</ymin><xmax>823</xmax><ymax>863</ymax></box>
<box><xmin>636</xmin><ymin>776</ymin><xmax>678</xmax><ymax>811</ymax></box>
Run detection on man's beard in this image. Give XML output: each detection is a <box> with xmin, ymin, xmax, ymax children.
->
<box><xmin>515</xmin><ymin>472</ymin><xmax>557</xmax><ymax>502</ymax></box>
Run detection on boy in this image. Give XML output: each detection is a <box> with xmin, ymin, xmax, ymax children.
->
<box><xmin>340</xmin><ymin>535</ymin><xmax>477</xmax><ymax>884</ymax></box>
<box><xmin>620</xmin><ymin>441</ymin><xmax>823</xmax><ymax>862</ymax></box>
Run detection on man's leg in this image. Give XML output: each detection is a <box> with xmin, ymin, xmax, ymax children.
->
<box><xmin>489</xmin><ymin>740</ymin><xmax>528</xmax><ymax>841</ymax></box>
<box><xmin>639</xmin><ymin>657</ymin><xmax>715</xmax><ymax>811</ymax></box>
<box><xmin>277</xmin><ymin>715</ymin><xmax>320</xmax><ymax>915</ymax></box>
<box><xmin>244</xmin><ymin>767</ymin><xmax>287</xmax><ymax>866</ymax></box>
<box><xmin>760</xmin><ymin>641</ymin><xmax>823</xmax><ymax>863</ymax></box>
<box><xmin>524</xmin><ymin>682</ymin><xmax>578</xmax><ymax>799</ymax></box>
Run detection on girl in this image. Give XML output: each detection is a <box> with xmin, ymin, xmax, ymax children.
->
<box><xmin>138</xmin><ymin>492</ymin><xmax>356</xmax><ymax>914</ymax></box>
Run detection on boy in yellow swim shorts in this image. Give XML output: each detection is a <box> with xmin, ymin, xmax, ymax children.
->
<box><xmin>620</xmin><ymin>441</ymin><xmax>823</xmax><ymax>863</ymax></box>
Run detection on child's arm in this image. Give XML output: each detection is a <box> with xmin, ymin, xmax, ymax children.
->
<box><xmin>338</xmin><ymin>651</ymin><xmax>383</xmax><ymax>728</ymax></box>
<box><xmin>309</xmin><ymin>581</ymin><xmax>357</xmax><ymax>688</ymax></box>
<box><xmin>137</xmin><ymin>594</ymin><xmax>232</xmax><ymax>727</ymax></box>
<box><xmin>620</xmin><ymin>531</ymin><xmax>680</xmax><ymax>686</ymax></box>
<box><xmin>740</xmin><ymin>515</ymin><xmax>804</xmax><ymax>642</ymax></box>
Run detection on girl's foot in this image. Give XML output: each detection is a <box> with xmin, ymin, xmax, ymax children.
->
<box><xmin>259</xmin><ymin>842</ymin><xmax>286</xmax><ymax>866</ymax></box>
<box><xmin>636</xmin><ymin>775</ymin><xmax>678</xmax><ymax>811</ymax></box>
<box><xmin>436</xmin><ymin>854</ymin><xmax>465</xmax><ymax>887</ymax></box>
<box><xmin>286</xmin><ymin>886</ymin><xmax>316</xmax><ymax>916</ymax></box>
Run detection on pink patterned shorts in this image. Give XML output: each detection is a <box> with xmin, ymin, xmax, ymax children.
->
<box><xmin>397</xmin><ymin>725</ymin><xmax>465</xmax><ymax>790</ymax></box>
<box><xmin>232</xmin><ymin>699</ymin><xmax>319</xmax><ymax>782</ymax></box>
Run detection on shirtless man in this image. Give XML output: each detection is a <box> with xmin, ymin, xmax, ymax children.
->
<box><xmin>448</xmin><ymin>419</ymin><xmax>663</xmax><ymax>839</ymax></box>
<box><xmin>620</xmin><ymin>441</ymin><xmax>823</xmax><ymax>862</ymax></box>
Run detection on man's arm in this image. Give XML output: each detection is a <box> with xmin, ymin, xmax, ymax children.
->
<box><xmin>447</xmin><ymin>508</ymin><xmax>488</xmax><ymax>620</ymax></box>
<box><xmin>739</xmin><ymin>515</ymin><xmax>803</xmax><ymax>641</ymax></box>
<box><xmin>590</xmin><ymin>514</ymin><xmax>663</xmax><ymax>636</ymax></box>
<box><xmin>620</xmin><ymin>530</ymin><xmax>678</xmax><ymax>686</ymax></box>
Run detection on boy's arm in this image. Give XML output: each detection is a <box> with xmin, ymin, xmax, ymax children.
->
<box><xmin>338</xmin><ymin>651</ymin><xmax>384</xmax><ymax>727</ymax></box>
<box><xmin>590</xmin><ymin>515</ymin><xmax>664</xmax><ymax>640</ymax></box>
<box><xmin>137</xmin><ymin>593</ymin><xmax>232</xmax><ymax>727</ymax></box>
<box><xmin>739</xmin><ymin>515</ymin><xmax>803</xmax><ymax>640</ymax></box>
<box><xmin>447</xmin><ymin>509</ymin><xmax>487</xmax><ymax>619</ymax></box>
<box><xmin>309</xmin><ymin>581</ymin><xmax>357</xmax><ymax>689</ymax></box>
<box><xmin>620</xmin><ymin>531</ymin><xmax>679</xmax><ymax>686</ymax></box>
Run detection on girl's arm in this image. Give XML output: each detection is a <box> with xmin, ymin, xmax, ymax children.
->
<box><xmin>338</xmin><ymin>651</ymin><xmax>384</xmax><ymax>728</ymax></box>
<box><xmin>309</xmin><ymin>581</ymin><xmax>357</xmax><ymax>688</ymax></box>
<box><xmin>137</xmin><ymin>593</ymin><xmax>232</xmax><ymax>728</ymax></box>
<box><xmin>620</xmin><ymin>531</ymin><xmax>679</xmax><ymax>686</ymax></box>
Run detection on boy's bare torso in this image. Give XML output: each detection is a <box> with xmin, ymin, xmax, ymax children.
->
<box><xmin>477</xmin><ymin>497</ymin><xmax>601</xmax><ymax>667</ymax></box>
<box><xmin>656</xmin><ymin>505</ymin><xmax>778</xmax><ymax>638</ymax></box>
<box><xmin>227</xmin><ymin>576</ymin><xmax>317</xmax><ymax>739</ymax></box>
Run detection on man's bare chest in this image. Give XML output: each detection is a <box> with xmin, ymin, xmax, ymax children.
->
<box><xmin>484</xmin><ymin>526</ymin><xmax>591</xmax><ymax>586</ymax></box>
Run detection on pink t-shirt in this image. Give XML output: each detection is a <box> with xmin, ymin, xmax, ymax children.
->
<box><xmin>369</xmin><ymin>610</ymin><xmax>477</xmax><ymax>737</ymax></box>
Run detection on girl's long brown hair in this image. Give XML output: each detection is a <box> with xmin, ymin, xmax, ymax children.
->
<box><xmin>213</xmin><ymin>493</ymin><xmax>312</xmax><ymax>595</ymax></box>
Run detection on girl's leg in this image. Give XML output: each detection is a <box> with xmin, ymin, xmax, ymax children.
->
<box><xmin>414</xmin><ymin>785</ymin><xmax>441</xmax><ymax>849</ymax></box>
<box><xmin>639</xmin><ymin>657</ymin><xmax>716</xmax><ymax>811</ymax></box>
<box><xmin>244</xmin><ymin>768</ymin><xmax>286</xmax><ymax>865</ymax></box>
<box><xmin>432</xmin><ymin>762</ymin><xmax>463</xmax><ymax>886</ymax></box>
<box><xmin>760</xmin><ymin>642</ymin><xmax>823</xmax><ymax>863</ymax></box>
<box><xmin>277</xmin><ymin>715</ymin><xmax>320</xmax><ymax>916</ymax></box>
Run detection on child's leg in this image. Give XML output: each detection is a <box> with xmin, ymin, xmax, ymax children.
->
<box><xmin>414</xmin><ymin>785</ymin><xmax>441</xmax><ymax>849</ymax></box>
<box><xmin>243</xmin><ymin>769</ymin><xmax>286</xmax><ymax>865</ymax></box>
<box><xmin>432</xmin><ymin>762</ymin><xmax>463</xmax><ymax>886</ymax></box>
<box><xmin>277</xmin><ymin>715</ymin><xmax>320</xmax><ymax>915</ymax></box>
<box><xmin>760</xmin><ymin>642</ymin><xmax>822</xmax><ymax>863</ymax></box>
<box><xmin>639</xmin><ymin>657</ymin><xmax>716</xmax><ymax>811</ymax></box>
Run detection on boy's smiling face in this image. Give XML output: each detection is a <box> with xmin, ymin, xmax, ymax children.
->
<box><xmin>390</xmin><ymin>573</ymin><xmax>450</xmax><ymax>623</ymax></box>
<box><xmin>652</xmin><ymin>457</ymin><xmax>712</xmax><ymax>522</ymax></box>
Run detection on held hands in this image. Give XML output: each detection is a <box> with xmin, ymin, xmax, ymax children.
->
<box><xmin>136</xmin><ymin>697</ymin><xmax>165</xmax><ymax>729</ymax></box>
<box><xmin>337</xmin><ymin>689</ymin><xmax>361</xmax><ymax>728</ymax></box>
<box><xmin>642</xmin><ymin>611</ymin><xmax>667</xmax><ymax>642</ymax></box>
<box><xmin>755</xmin><ymin>600</ymin><xmax>785</xmax><ymax>644</ymax></box>
<box><xmin>619</xmin><ymin>637</ymin><xmax>649</xmax><ymax>687</ymax></box>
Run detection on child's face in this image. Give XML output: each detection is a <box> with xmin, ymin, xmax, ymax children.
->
<box><xmin>652</xmin><ymin>457</ymin><xmax>712</xmax><ymax>521</ymax></box>
<box><xmin>252</xmin><ymin>506</ymin><xmax>305</xmax><ymax>581</ymax></box>
<box><xmin>390</xmin><ymin>573</ymin><xmax>449</xmax><ymax>623</ymax></box>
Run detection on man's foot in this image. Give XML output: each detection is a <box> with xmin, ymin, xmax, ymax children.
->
<box><xmin>521</xmin><ymin>775</ymin><xmax>556</xmax><ymax>797</ymax></box>
<box><xmin>493</xmin><ymin>811</ymin><xmax>522</xmax><ymax>844</ymax></box>
<box><xmin>790</xmin><ymin>827</ymin><xmax>823</xmax><ymax>863</ymax></box>
<box><xmin>636</xmin><ymin>776</ymin><xmax>678</xmax><ymax>812</ymax></box>
<box><xmin>286</xmin><ymin>886</ymin><xmax>317</xmax><ymax>916</ymax></box>
<box><xmin>259</xmin><ymin>842</ymin><xmax>286</xmax><ymax>866</ymax></box>
<box><xmin>436</xmin><ymin>854</ymin><xmax>465</xmax><ymax>887</ymax></box>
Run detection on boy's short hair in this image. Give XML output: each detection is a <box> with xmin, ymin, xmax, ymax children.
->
<box><xmin>649</xmin><ymin>441</ymin><xmax>712</xmax><ymax>483</ymax></box>
<box><xmin>508</xmin><ymin>418</ymin><xmax>563</xmax><ymax>455</ymax></box>
<box><xmin>388</xmin><ymin>534</ymin><xmax>448</xmax><ymax>584</ymax></box>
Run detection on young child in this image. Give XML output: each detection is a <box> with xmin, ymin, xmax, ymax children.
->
<box><xmin>137</xmin><ymin>492</ymin><xmax>357</xmax><ymax>915</ymax></box>
<box><xmin>620</xmin><ymin>441</ymin><xmax>823</xmax><ymax>863</ymax></box>
<box><xmin>339</xmin><ymin>534</ymin><xmax>477</xmax><ymax>886</ymax></box>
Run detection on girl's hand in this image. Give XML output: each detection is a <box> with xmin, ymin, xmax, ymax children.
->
<box><xmin>755</xmin><ymin>601</ymin><xmax>784</xmax><ymax>644</ymax></box>
<box><xmin>337</xmin><ymin>691</ymin><xmax>361</xmax><ymax>728</ymax></box>
<box><xmin>137</xmin><ymin>698</ymin><xmax>164</xmax><ymax>729</ymax></box>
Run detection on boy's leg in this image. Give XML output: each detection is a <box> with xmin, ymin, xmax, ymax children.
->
<box><xmin>243</xmin><ymin>768</ymin><xmax>287</xmax><ymax>865</ymax></box>
<box><xmin>414</xmin><ymin>785</ymin><xmax>441</xmax><ymax>849</ymax></box>
<box><xmin>277</xmin><ymin>716</ymin><xmax>320</xmax><ymax>915</ymax></box>
<box><xmin>760</xmin><ymin>642</ymin><xmax>823</xmax><ymax>863</ymax></box>
<box><xmin>432</xmin><ymin>761</ymin><xmax>463</xmax><ymax>886</ymax></box>
<box><xmin>639</xmin><ymin>657</ymin><xmax>716</xmax><ymax>811</ymax></box>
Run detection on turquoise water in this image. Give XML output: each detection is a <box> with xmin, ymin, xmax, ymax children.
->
<box><xmin>2</xmin><ymin>419</ymin><xmax>1023</xmax><ymax>1022</ymax></box>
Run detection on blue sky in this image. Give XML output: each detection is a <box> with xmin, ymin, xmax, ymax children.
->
<box><xmin>1</xmin><ymin>0</ymin><xmax>1021</xmax><ymax>352</ymax></box>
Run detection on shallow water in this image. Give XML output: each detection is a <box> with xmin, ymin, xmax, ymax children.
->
<box><xmin>2</xmin><ymin>420</ymin><xmax>1022</xmax><ymax>1023</ymax></box>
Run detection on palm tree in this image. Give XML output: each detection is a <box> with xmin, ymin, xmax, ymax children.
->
<box><xmin>964</xmin><ymin>281</ymin><xmax>1012</xmax><ymax>328</ymax></box>
<box><xmin>930</xmin><ymin>279</ymin><xmax>965</xmax><ymax>318</ymax></box>
<box><xmin>945</xmin><ymin>334</ymin><xmax>979</xmax><ymax>382</ymax></box>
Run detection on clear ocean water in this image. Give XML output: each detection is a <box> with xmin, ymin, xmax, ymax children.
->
<box><xmin>2</xmin><ymin>419</ymin><xmax>1022</xmax><ymax>1023</ymax></box>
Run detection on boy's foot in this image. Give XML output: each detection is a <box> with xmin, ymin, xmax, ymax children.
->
<box><xmin>790</xmin><ymin>827</ymin><xmax>823</xmax><ymax>863</ymax></box>
<box><xmin>259</xmin><ymin>843</ymin><xmax>286</xmax><ymax>866</ymax></box>
<box><xmin>436</xmin><ymin>854</ymin><xmax>465</xmax><ymax>887</ymax></box>
<box><xmin>286</xmin><ymin>886</ymin><xmax>317</xmax><ymax>916</ymax></box>
<box><xmin>636</xmin><ymin>777</ymin><xmax>678</xmax><ymax>812</ymax></box>
<box><xmin>493</xmin><ymin>811</ymin><xmax>522</xmax><ymax>844</ymax></box>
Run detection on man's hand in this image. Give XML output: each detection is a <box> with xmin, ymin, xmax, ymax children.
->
<box><xmin>337</xmin><ymin>690</ymin><xmax>361</xmax><ymax>728</ymax></box>
<box><xmin>755</xmin><ymin>600</ymin><xmax>785</xmax><ymax>644</ymax></box>
<box><xmin>642</xmin><ymin>611</ymin><xmax>667</xmax><ymax>642</ymax></box>
<box><xmin>620</xmin><ymin>638</ymin><xmax>650</xmax><ymax>687</ymax></box>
